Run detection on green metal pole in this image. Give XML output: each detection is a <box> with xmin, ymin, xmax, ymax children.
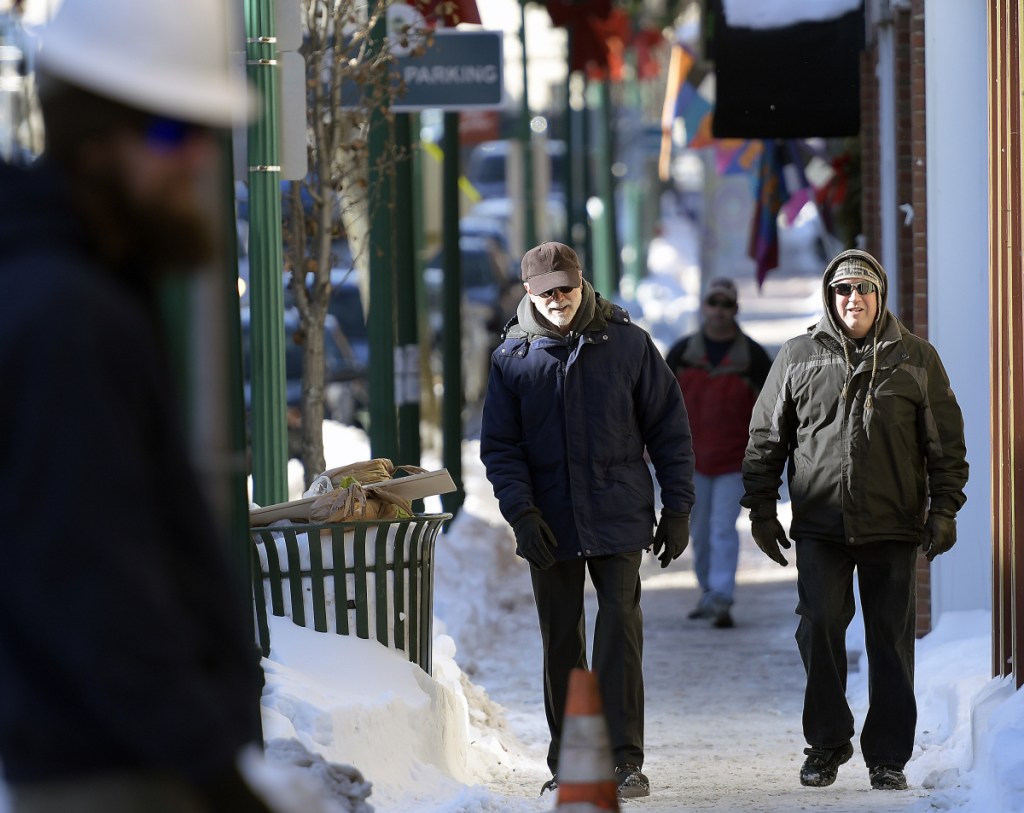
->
<box><xmin>440</xmin><ymin>111</ymin><xmax>464</xmax><ymax>518</ymax></box>
<box><xmin>394</xmin><ymin>112</ymin><xmax>421</xmax><ymax>469</ymax></box>
<box><xmin>587</xmin><ymin>77</ymin><xmax>613</xmax><ymax>294</ymax></box>
<box><xmin>367</xmin><ymin>7</ymin><xmax>399</xmax><ymax>462</ymax></box>
<box><xmin>621</xmin><ymin>44</ymin><xmax>643</xmax><ymax>292</ymax></box>
<box><xmin>244</xmin><ymin>0</ymin><xmax>288</xmax><ymax>506</ymax></box>
<box><xmin>519</xmin><ymin>0</ymin><xmax>536</xmax><ymax>251</ymax></box>
<box><xmin>575</xmin><ymin>71</ymin><xmax>592</xmax><ymax>276</ymax></box>
<box><xmin>562</xmin><ymin>61</ymin><xmax>575</xmax><ymax>248</ymax></box>
<box><xmin>622</xmin><ymin>180</ymin><xmax>643</xmax><ymax>291</ymax></box>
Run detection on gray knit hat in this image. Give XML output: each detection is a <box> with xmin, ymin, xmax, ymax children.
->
<box><xmin>830</xmin><ymin>256</ymin><xmax>882</xmax><ymax>291</ymax></box>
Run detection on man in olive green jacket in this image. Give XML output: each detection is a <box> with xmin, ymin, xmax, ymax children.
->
<box><xmin>742</xmin><ymin>248</ymin><xmax>968</xmax><ymax>793</ymax></box>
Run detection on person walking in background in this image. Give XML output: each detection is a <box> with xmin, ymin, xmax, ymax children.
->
<box><xmin>0</xmin><ymin>1</ymin><xmax>273</xmax><ymax>810</ymax></box>
<box><xmin>480</xmin><ymin>241</ymin><xmax>695</xmax><ymax>800</ymax></box>
<box><xmin>742</xmin><ymin>249</ymin><xmax>968</xmax><ymax>792</ymax></box>
<box><xmin>664</xmin><ymin>277</ymin><xmax>772</xmax><ymax>629</ymax></box>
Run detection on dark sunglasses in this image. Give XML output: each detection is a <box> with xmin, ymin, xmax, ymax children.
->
<box><xmin>705</xmin><ymin>298</ymin><xmax>736</xmax><ymax>308</ymax></box>
<box><xmin>536</xmin><ymin>286</ymin><xmax>576</xmax><ymax>298</ymax></box>
<box><xmin>832</xmin><ymin>281</ymin><xmax>877</xmax><ymax>296</ymax></box>
<box><xmin>144</xmin><ymin>116</ymin><xmax>205</xmax><ymax>150</ymax></box>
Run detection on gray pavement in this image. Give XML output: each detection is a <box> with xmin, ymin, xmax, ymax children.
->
<box><xmin>469</xmin><ymin>537</ymin><xmax>932</xmax><ymax>811</ymax></box>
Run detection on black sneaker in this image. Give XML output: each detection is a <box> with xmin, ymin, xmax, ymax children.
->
<box><xmin>711</xmin><ymin>608</ymin><xmax>735</xmax><ymax>628</ymax></box>
<box><xmin>799</xmin><ymin>742</ymin><xmax>854</xmax><ymax>787</ymax></box>
<box><xmin>869</xmin><ymin>765</ymin><xmax>908</xmax><ymax>790</ymax></box>
<box><xmin>687</xmin><ymin>604</ymin><xmax>711</xmax><ymax>619</ymax></box>
<box><xmin>539</xmin><ymin>777</ymin><xmax>558</xmax><ymax>795</ymax></box>
<box><xmin>615</xmin><ymin>764</ymin><xmax>650</xmax><ymax>798</ymax></box>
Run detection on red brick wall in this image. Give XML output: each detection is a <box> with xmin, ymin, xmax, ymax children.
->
<box><xmin>860</xmin><ymin>47</ymin><xmax>880</xmax><ymax>254</ymax></box>
<box><xmin>894</xmin><ymin>10</ymin><xmax>914</xmax><ymax>328</ymax></box>
<box><xmin>908</xmin><ymin>0</ymin><xmax>931</xmax><ymax>638</ymax></box>
<box><xmin>862</xmin><ymin>2</ymin><xmax>932</xmax><ymax>636</ymax></box>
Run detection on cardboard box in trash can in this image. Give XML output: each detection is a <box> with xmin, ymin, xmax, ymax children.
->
<box><xmin>248</xmin><ymin>469</ymin><xmax>456</xmax><ymax>526</ymax></box>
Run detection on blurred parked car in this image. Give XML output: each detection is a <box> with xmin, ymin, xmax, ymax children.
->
<box><xmin>466</xmin><ymin>195</ymin><xmax>568</xmax><ymax>259</ymax></box>
<box><xmin>423</xmin><ymin>235</ymin><xmax>519</xmax><ymax>336</ymax></box>
<box><xmin>459</xmin><ymin>213</ymin><xmax>515</xmax><ymax>261</ymax></box>
<box><xmin>466</xmin><ymin>139</ymin><xmax>566</xmax><ymax>200</ymax></box>
<box><xmin>423</xmin><ymin>235</ymin><xmax>522</xmax><ymax>403</ymax></box>
<box><xmin>241</xmin><ymin>305</ymin><xmax>368</xmax><ymax>438</ymax></box>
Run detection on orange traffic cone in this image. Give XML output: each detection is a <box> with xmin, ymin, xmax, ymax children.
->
<box><xmin>554</xmin><ymin>668</ymin><xmax>620</xmax><ymax>812</ymax></box>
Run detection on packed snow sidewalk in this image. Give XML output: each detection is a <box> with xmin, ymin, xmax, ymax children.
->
<box><xmin>245</xmin><ymin>217</ymin><xmax>1023</xmax><ymax>813</ymax></box>
<box><xmin>443</xmin><ymin>471</ymin><xmax>1004</xmax><ymax>813</ymax></box>
<box><xmin>246</xmin><ymin>424</ymin><xmax>1022</xmax><ymax>813</ymax></box>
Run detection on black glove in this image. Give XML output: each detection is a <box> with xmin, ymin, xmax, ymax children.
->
<box><xmin>750</xmin><ymin>515</ymin><xmax>792</xmax><ymax>567</ymax></box>
<box><xmin>197</xmin><ymin>764</ymin><xmax>275</xmax><ymax>813</ymax></box>
<box><xmin>652</xmin><ymin>508</ymin><xmax>690</xmax><ymax>568</ymax></box>
<box><xmin>512</xmin><ymin>509</ymin><xmax>558</xmax><ymax>570</ymax></box>
<box><xmin>923</xmin><ymin>511</ymin><xmax>957</xmax><ymax>561</ymax></box>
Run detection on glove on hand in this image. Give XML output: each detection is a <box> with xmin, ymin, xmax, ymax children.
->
<box><xmin>750</xmin><ymin>516</ymin><xmax>792</xmax><ymax>567</ymax></box>
<box><xmin>652</xmin><ymin>508</ymin><xmax>690</xmax><ymax>568</ymax></box>
<box><xmin>512</xmin><ymin>509</ymin><xmax>558</xmax><ymax>570</ymax></box>
<box><xmin>923</xmin><ymin>512</ymin><xmax>957</xmax><ymax>561</ymax></box>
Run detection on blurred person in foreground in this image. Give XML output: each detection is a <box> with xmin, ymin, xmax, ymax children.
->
<box><xmin>741</xmin><ymin>249</ymin><xmax>968</xmax><ymax>792</ymax></box>
<box><xmin>0</xmin><ymin>0</ymin><xmax>273</xmax><ymax>810</ymax></box>
<box><xmin>480</xmin><ymin>241</ymin><xmax>695</xmax><ymax>799</ymax></box>
<box><xmin>664</xmin><ymin>277</ymin><xmax>772</xmax><ymax>629</ymax></box>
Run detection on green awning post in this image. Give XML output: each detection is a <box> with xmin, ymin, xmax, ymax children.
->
<box><xmin>562</xmin><ymin>60</ymin><xmax>575</xmax><ymax>247</ymax></box>
<box><xmin>573</xmin><ymin>70</ymin><xmax>593</xmax><ymax>275</ymax></box>
<box><xmin>244</xmin><ymin>0</ymin><xmax>288</xmax><ymax>506</ymax></box>
<box><xmin>519</xmin><ymin>0</ymin><xmax>537</xmax><ymax>251</ymax></box>
<box><xmin>395</xmin><ymin>112</ymin><xmax>422</xmax><ymax>470</ymax></box>
<box><xmin>621</xmin><ymin>42</ymin><xmax>643</xmax><ymax>293</ymax></box>
<box><xmin>440</xmin><ymin>110</ymin><xmax>464</xmax><ymax>518</ymax></box>
<box><xmin>621</xmin><ymin>180</ymin><xmax>643</xmax><ymax>292</ymax></box>
<box><xmin>367</xmin><ymin>6</ymin><xmax>399</xmax><ymax>462</ymax></box>
<box><xmin>587</xmin><ymin>76</ymin><xmax>618</xmax><ymax>296</ymax></box>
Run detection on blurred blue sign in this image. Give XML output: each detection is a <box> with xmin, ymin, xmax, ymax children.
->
<box><xmin>343</xmin><ymin>30</ymin><xmax>503</xmax><ymax>111</ymax></box>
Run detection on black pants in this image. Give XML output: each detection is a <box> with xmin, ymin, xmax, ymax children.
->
<box><xmin>794</xmin><ymin>537</ymin><xmax>918</xmax><ymax>769</ymax></box>
<box><xmin>529</xmin><ymin>551</ymin><xmax>645</xmax><ymax>775</ymax></box>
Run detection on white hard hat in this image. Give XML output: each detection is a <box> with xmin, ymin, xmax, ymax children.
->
<box><xmin>36</xmin><ymin>0</ymin><xmax>256</xmax><ymax>127</ymax></box>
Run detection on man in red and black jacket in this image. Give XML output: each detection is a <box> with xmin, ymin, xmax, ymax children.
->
<box><xmin>665</xmin><ymin>277</ymin><xmax>772</xmax><ymax>628</ymax></box>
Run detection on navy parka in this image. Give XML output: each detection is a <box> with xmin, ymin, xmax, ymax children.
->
<box><xmin>480</xmin><ymin>293</ymin><xmax>695</xmax><ymax>561</ymax></box>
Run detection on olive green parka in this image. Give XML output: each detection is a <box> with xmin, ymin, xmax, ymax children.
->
<box><xmin>741</xmin><ymin>249</ymin><xmax>968</xmax><ymax>545</ymax></box>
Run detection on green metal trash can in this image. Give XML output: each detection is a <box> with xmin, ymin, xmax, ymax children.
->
<box><xmin>251</xmin><ymin>513</ymin><xmax>451</xmax><ymax>674</ymax></box>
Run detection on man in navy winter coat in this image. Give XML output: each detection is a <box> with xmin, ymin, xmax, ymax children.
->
<box><xmin>480</xmin><ymin>241</ymin><xmax>696</xmax><ymax>799</ymax></box>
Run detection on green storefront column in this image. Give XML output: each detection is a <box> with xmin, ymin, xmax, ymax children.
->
<box><xmin>519</xmin><ymin>0</ymin><xmax>536</xmax><ymax>251</ymax></box>
<box><xmin>587</xmin><ymin>76</ymin><xmax>618</xmax><ymax>296</ymax></box>
<box><xmin>440</xmin><ymin>111</ymin><xmax>464</xmax><ymax>518</ymax></box>
<box><xmin>244</xmin><ymin>0</ymin><xmax>288</xmax><ymax>506</ymax></box>
<box><xmin>366</xmin><ymin>6</ymin><xmax>399</xmax><ymax>462</ymax></box>
<box><xmin>395</xmin><ymin>112</ymin><xmax>422</xmax><ymax>469</ymax></box>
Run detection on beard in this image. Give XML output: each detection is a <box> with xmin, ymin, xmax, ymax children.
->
<box><xmin>73</xmin><ymin>146</ymin><xmax>217</xmax><ymax>282</ymax></box>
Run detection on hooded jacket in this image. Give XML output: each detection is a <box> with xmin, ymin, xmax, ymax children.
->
<box><xmin>480</xmin><ymin>282</ymin><xmax>696</xmax><ymax>560</ymax></box>
<box><xmin>741</xmin><ymin>249</ymin><xmax>968</xmax><ymax>544</ymax></box>
<box><xmin>0</xmin><ymin>160</ymin><xmax>263</xmax><ymax>783</ymax></box>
